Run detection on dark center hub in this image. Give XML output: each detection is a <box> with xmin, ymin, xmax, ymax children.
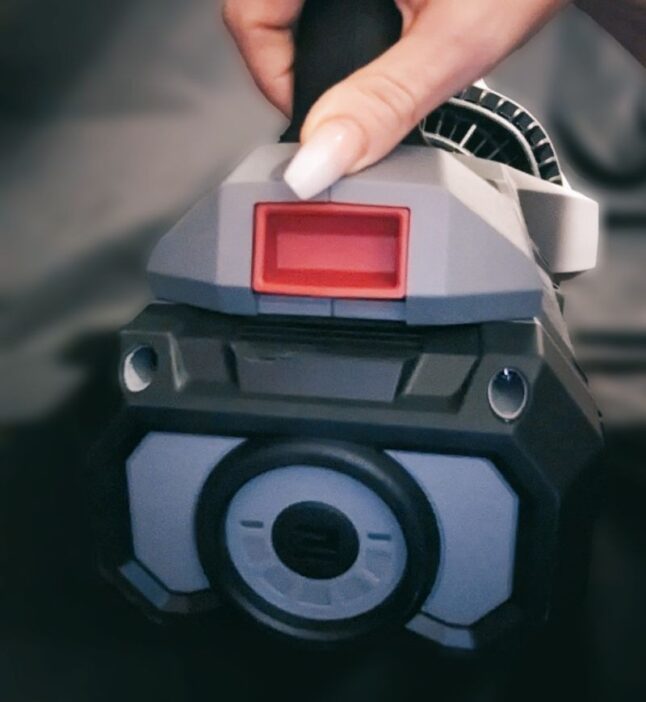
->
<box><xmin>271</xmin><ymin>501</ymin><xmax>360</xmax><ymax>580</ymax></box>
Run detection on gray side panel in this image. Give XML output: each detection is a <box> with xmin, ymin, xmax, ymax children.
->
<box><xmin>389</xmin><ymin>450</ymin><xmax>518</xmax><ymax>626</ymax></box>
<box><xmin>407</xmin><ymin>290</ymin><xmax>540</xmax><ymax>326</ymax></box>
<box><xmin>147</xmin><ymin>192</ymin><xmax>224</xmax><ymax>310</ymax></box>
<box><xmin>509</xmin><ymin>168</ymin><xmax>598</xmax><ymax>275</ymax></box>
<box><xmin>454</xmin><ymin>154</ymin><xmax>599</xmax><ymax>275</ymax></box>
<box><xmin>126</xmin><ymin>432</ymin><xmax>243</xmax><ymax>593</ymax></box>
<box><xmin>147</xmin><ymin>144</ymin><xmax>329</xmax><ymax>316</ymax></box>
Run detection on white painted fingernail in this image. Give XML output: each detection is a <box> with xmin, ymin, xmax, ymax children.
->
<box><xmin>284</xmin><ymin>119</ymin><xmax>364</xmax><ymax>199</ymax></box>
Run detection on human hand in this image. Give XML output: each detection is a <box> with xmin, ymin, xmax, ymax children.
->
<box><xmin>223</xmin><ymin>0</ymin><xmax>568</xmax><ymax>199</ymax></box>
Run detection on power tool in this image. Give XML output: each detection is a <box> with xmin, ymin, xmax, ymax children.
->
<box><xmin>91</xmin><ymin>0</ymin><xmax>603</xmax><ymax>650</ymax></box>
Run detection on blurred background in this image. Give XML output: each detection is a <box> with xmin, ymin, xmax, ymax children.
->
<box><xmin>0</xmin><ymin>1</ymin><xmax>645</xmax><ymax>700</ymax></box>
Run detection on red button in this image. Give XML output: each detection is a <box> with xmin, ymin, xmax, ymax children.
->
<box><xmin>252</xmin><ymin>202</ymin><xmax>409</xmax><ymax>299</ymax></box>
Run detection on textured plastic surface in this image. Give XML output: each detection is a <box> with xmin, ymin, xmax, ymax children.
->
<box><xmin>252</xmin><ymin>202</ymin><xmax>409</xmax><ymax>299</ymax></box>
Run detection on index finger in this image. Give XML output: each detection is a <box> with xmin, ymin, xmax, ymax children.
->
<box><xmin>222</xmin><ymin>0</ymin><xmax>304</xmax><ymax>115</ymax></box>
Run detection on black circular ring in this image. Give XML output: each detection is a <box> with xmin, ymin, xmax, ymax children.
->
<box><xmin>195</xmin><ymin>438</ymin><xmax>440</xmax><ymax>644</ymax></box>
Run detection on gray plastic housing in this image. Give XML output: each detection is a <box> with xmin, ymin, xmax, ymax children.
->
<box><xmin>124</xmin><ymin>432</ymin><xmax>517</xmax><ymax>639</ymax></box>
<box><xmin>147</xmin><ymin>144</ymin><xmax>598</xmax><ymax>325</ymax></box>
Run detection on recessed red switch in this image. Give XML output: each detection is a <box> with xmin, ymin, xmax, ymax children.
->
<box><xmin>252</xmin><ymin>202</ymin><xmax>410</xmax><ymax>299</ymax></box>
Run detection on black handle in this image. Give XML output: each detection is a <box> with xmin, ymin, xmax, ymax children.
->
<box><xmin>281</xmin><ymin>0</ymin><xmax>423</xmax><ymax>145</ymax></box>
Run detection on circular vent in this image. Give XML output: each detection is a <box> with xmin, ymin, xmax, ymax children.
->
<box><xmin>420</xmin><ymin>86</ymin><xmax>563</xmax><ymax>185</ymax></box>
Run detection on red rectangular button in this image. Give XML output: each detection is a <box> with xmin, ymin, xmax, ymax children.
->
<box><xmin>252</xmin><ymin>202</ymin><xmax>409</xmax><ymax>299</ymax></box>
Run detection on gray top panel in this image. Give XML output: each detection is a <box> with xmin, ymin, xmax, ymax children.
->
<box><xmin>145</xmin><ymin>143</ymin><xmax>591</xmax><ymax>325</ymax></box>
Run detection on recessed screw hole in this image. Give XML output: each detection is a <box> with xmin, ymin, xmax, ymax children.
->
<box><xmin>488</xmin><ymin>368</ymin><xmax>528</xmax><ymax>422</ymax></box>
<box><xmin>122</xmin><ymin>346</ymin><xmax>158</xmax><ymax>393</ymax></box>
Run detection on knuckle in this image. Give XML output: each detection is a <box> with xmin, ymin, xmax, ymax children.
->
<box><xmin>360</xmin><ymin>73</ymin><xmax>420</xmax><ymax>128</ymax></box>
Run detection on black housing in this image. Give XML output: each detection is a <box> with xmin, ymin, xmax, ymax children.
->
<box><xmin>91</xmin><ymin>300</ymin><xmax>603</xmax><ymax>649</ymax></box>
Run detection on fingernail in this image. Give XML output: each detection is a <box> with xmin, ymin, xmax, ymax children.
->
<box><xmin>284</xmin><ymin>119</ymin><xmax>364</xmax><ymax>199</ymax></box>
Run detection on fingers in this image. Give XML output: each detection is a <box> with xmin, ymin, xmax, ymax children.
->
<box><xmin>222</xmin><ymin>0</ymin><xmax>304</xmax><ymax>115</ymax></box>
<box><xmin>285</xmin><ymin>0</ymin><xmax>568</xmax><ymax>199</ymax></box>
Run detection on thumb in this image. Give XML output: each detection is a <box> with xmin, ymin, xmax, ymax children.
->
<box><xmin>284</xmin><ymin>0</ymin><xmax>566</xmax><ymax>199</ymax></box>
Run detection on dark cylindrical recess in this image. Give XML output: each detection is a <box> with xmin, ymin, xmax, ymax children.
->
<box><xmin>281</xmin><ymin>0</ymin><xmax>424</xmax><ymax>145</ymax></box>
<box><xmin>272</xmin><ymin>501</ymin><xmax>360</xmax><ymax>580</ymax></box>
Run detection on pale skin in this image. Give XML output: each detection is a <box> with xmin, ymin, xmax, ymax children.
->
<box><xmin>223</xmin><ymin>0</ymin><xmax>646</xmax><ymax>199</ymax></box>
